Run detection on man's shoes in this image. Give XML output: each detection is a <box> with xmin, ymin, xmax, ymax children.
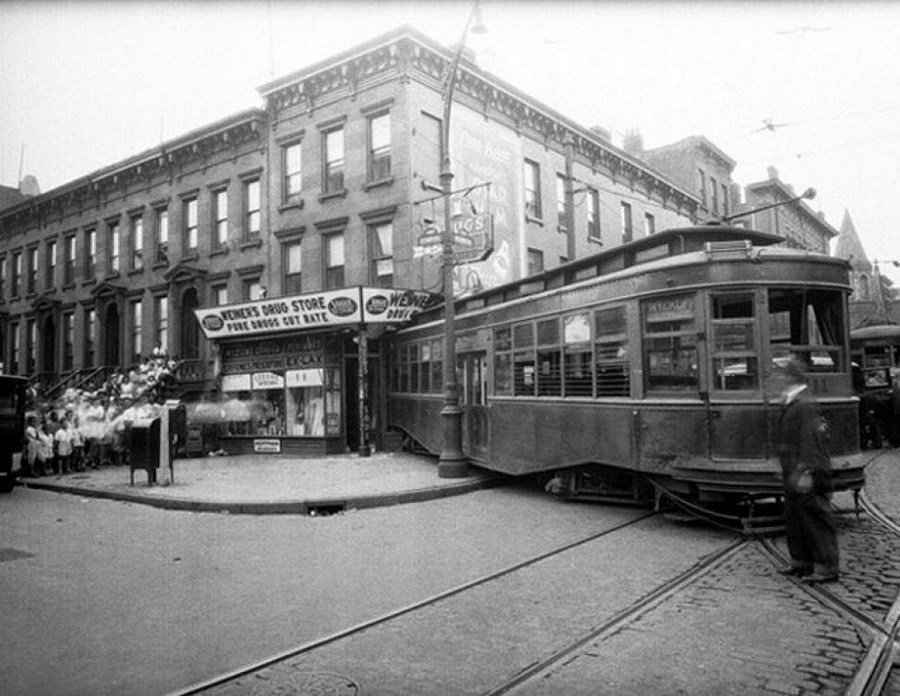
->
<box><xmin>778</xmin><ymin>567</ymin><xmax>812</xmax><ymax>577</ymax></box>
<box><xmin>805</xmin><ymin>573</ymin><xmax>839</xmax><ymax>584</ymax></box>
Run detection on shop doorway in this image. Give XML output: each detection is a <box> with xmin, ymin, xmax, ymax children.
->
<box><xmin>104</xmin><ymin>303</ymin><xmax>120</xmax><ymax>367</ymax></box>
<box><xmin>181</xmin><ymin>288</ymin><xmax>200</xmax><ymax>359</ymax></box>
<box><xmin>42</xmin><ymin>315</ymin><xmax>56</xmax><ymax>373</ymax></box>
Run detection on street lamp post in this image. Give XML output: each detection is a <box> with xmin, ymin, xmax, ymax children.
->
<box><xmin>437</xmin><ymin>2</ymin><xmax>485</xmax><ymax>479</ymax></box>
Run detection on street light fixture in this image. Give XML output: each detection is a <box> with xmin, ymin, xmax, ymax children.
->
<box><xmin>437</xmin><ymin>1</ymin><xmax>485</xmax><ymax>479</ymax></box>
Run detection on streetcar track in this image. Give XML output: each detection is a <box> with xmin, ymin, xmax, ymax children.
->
<box><xmin>756</xmin><ymin>460</ymin><xmax>900</xmax><ymax>696</ymax></box>
<box><xmin>480</xmin><ymin>536</ymin><xmax>749</xmax><ymax>696</ymax></box>
<box><xmin>169</xmin><ymin>510</ymin><xmax>658</xmax><ymax>696</ymax></box>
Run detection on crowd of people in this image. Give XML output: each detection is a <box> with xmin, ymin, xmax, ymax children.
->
<box><xmin>21</xmin><ymin>350</ymin><xmax>177</xmax><ymax>478</ymax></box>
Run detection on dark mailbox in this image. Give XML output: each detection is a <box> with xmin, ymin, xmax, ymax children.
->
<box><xmin>130</xmin><ymin>418</ymin><xmax>160</xmax><ymax>485</ymax></box>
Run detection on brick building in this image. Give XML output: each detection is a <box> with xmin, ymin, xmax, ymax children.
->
<box><xmin>0</xmin><ymin>26</ymin><xmax>701</xmax><ymax>454</ymax></box>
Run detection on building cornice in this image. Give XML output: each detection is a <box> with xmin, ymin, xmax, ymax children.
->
<box><xmin>0</xmin><ymin>109</ymin><xmax>265</xmax><ymax>232</ymax></box>
<box><xmin>262</xmin><ymin>27</ymin><xmax>699</xmax><ymax>216</ymax></box>
<box><xmin>745</xmin><ymin>179</ymin><xmax>839</xmax><ymax>238</ymax></box>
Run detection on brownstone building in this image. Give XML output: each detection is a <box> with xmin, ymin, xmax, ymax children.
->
<box><xmin>0</xmin><ymin>26</ymin><xmax>701</xmax><ymax>454</ymax></box>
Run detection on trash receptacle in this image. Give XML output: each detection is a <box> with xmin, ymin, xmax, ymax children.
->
<box><xmin>130</xmin><ymin>418</ymin><xmax>160</xmax><ymax>486</ymax></box>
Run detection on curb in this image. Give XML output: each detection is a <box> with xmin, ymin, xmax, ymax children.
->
<box><xmin>18</xmin><ymin>474</ymin><xmax>501</xmax><ymax>515</ymax></box>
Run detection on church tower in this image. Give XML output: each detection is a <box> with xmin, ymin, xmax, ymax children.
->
<box><xmin>833</xmin><ymin>209</ymin><xmax>889</xmax><ymax>328</ymax></box>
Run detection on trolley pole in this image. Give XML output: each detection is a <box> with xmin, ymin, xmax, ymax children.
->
<box><xmin>437</xmin><ymin>1</ymin><xmax>485</xmax><ymax>479</ymax></box>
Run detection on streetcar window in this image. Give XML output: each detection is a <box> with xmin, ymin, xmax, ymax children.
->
<box><xmin>643</xmin><ymin>294</ymin><xmax>698</xmax><ymax>391</ymax></box>
<box><xmin>494</xmin><ymin>327</ymin><xmax>513</xmax><ymax>395</ymax></box>
<box><xmin>420</xmin><ymin>342</ymin><xmax>431</xmax><ymax>393</ymax></box>
<box><xmin>536</xmin><ymin>319</ymin><xmax>561</xmax><ymax>396</ymax></box>
<box><xmin>409</xmin><ymin>344</ymin><xmax>420</xmax><ymax>393</ymax></box>
<box><xmin>711</xmin><ymin>293</ymin><xmax>758</xmax><ymax>391</ymax></box>
<box><xmin>564</xmin><ymin>313</ymin><xmax>593</xmax><ymax>397</ymax></box>
<box><xmin>595</xmin><ymin>306</ymin><xmax>629</xmax><ymax>396</ymax></box>
<box><xmin>398</xmin><ymin>345</ymin><xmax>410</xmax><ymax>392</ymax></box>
<box><xmin>513</xmin><ymin>322</ymin><xmax>535</xmax><ymax>396</ymax></box>
<box><xmin>768</xmin><ymin>288</ymin><xmax>844</xmax><ymax>372</ymax></box>
<box><xmin>430</xmin><ymin>340</ymin><xmax>442</xmax><ymax>394</ymax></box>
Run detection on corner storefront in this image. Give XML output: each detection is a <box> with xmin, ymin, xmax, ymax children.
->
<box><xmin>195</xmin><ymin>286</ymin><xmax>436</xmax><ymax>457</ymax></box>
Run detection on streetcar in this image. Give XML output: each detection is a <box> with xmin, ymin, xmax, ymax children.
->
<box><xmin>851</xmin><ymin>323</ymin><xmax>900</xmax><ymax>447</ymax></box>
<box><xmin>0</xmin><ymin>375</ymin><xmax>28</xmax><ymax>492</ymax></box>
<box><xmin>388</xmin><ymin>224</ymin><xmax>869</xmax><ymax>529</ymax></box>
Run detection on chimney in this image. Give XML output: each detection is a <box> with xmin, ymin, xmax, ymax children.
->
<box><xmin>589</xmin><ymin>125</ymin><xmax>611</xmax><ymax>142</ymax></box>
<box><xmin>19</xmin><ymin>175</ymin><xmax>40</xmax><ymax>197</ymax></box>
<box><xmin>767</xmin><ymin>165</ymin><xmax>779</xmax><ymax>181</ymax></box>
<box><xmin>622</xmin><ymin>128</ymin><xmax>644</xmax><ymax>156</ymax></box>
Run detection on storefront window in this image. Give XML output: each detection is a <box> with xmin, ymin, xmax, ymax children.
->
<box><xmin>285</xmin><ymin>367</ymin><xmax>342</xmax><ymax>437</ymax></box>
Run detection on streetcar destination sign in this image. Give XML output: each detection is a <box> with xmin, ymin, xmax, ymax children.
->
<box><xmin>195</xmin><ymin>286</ymin><xmax>439</xmax><ymax>339</ymax></box>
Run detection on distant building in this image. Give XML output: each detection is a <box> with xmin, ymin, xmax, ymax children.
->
<box><xmin>639</xmin><ymin>134</ymin><xmax>737</xmax><ymax>223</ymax></box>
<box><xmin>833</xmin><ymin>209</ymin><xmax>893</xmax><ymax>328</ymax></box>
<box><xmin>741</xmin><ymin>167</ymin><xmax>836</xmax><ymax>254</ymax></box>
<box><xmin>0</xmin><ymin>175</ymin><xmax>39</xmax><ymax>211</ymax></box>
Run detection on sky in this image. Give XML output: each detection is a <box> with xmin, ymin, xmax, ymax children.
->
<box><xmin>1</xmin><ymin>0</ymin><xmax>899</xmax><ymax>285</ymax></box>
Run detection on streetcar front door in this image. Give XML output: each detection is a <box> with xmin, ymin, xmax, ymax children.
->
<box><xmin>459</xmin><ymin>352</ymin><xmax>488</xmax><ymax>458</ymax></box>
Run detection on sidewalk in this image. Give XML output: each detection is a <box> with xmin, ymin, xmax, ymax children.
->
<box><xmin>18</xmin><ymin>451</ymin><xmax>499</xmax><ymax>514</ymax></box>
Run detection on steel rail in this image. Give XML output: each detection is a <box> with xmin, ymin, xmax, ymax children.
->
<box><xmin>168</xmin><ymin>510</ymin><xmax>657</xmax><ymax>696</ymax></box>
<box><xmin>480</xmin><ymin>537</ymin><xmax>749</xmax><ymax>696</ymax></box>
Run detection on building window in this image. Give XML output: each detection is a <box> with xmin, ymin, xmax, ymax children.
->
<box><xmin>155</xmin><ymin>296</ymin><xmax>168</xmax><ymax>354</ymax></box>
<box><xmin>524</xmin><ymin>159</ymin><xmax>542</xmax><ymax>219</ymax></box>
<box><xmin>84</xmin><ymin>228</ymin><xmax>96</xmax><ymax>279</ymax></box>
<box><xmin>9</xmin><ymin>322</ymin><xmax>19</xmax><ymax>375</ymax></box>
<box><xmin>108</xmin><ymin>220</ymin><xmax>120</xmax><ymax>274</ymax></box>
<box><xmin>323</xmin><ymin>127</ymin><xmax>345</xmax><ymax>194</ymax></box>
<box><xmin>131</xmin><ymin>215</ymin><xmax>144</xmax><ymax>271</ymax></box>
<box><xmin>283</xmin><ymin>141</ymin><xmax>303</xmax><ymax>203</ymax></box>
<box><xmin>155</xmin><ymin>208</ymin><xmax>169</xmax><ymax>264</ymax></box>
<box><xmin>370</xmin><ymin>222</ymin><xmax>393</xmax><ymax>287</ymax></box>
<box><xmin>368</xmin><ymin>112</ymin><xmax>391</xmax><ymax>182</ymax></box>
<box><xmin>621</xmin><ymin>202</ymin><xmax>633</xmax><ymax>243</ymax></box>
<box><xmin>283</xmin><ymin>241</ymin><xmax>302</xmax><ymax>295</ymax></box>
<box><xmin>0</xmin><ymin>256</ymin><xmax>5</xmax><ymax>300</ymax></box>
<box><xmin>183</xmin><ymin>197</ymin><xmax>198</xmax><ymax>252</ymax></box>
<box><xmin>587</xmin><ymin>188</ymin><xmax>601</xmax><ymax>243</ymax></box>
<box><xmin>46</xmin><ymin>240</ymin><xmax>58</xmax><ymax>290</ymax></box>
<box><xmin>244</xmin><ymin>179</ymin><xmax>260</xmax><ymax>240</ymax></box>
<box><xmin>721</xmin><ymin>183</ymin><xmax>729</xmax><ymax>217</ymax></box>
<box><xmin>63</xmin><ymin>311</ymin><xmax>74</xmax><ymax>371</ymax></box>
<box><xmin>212</xmin><ymin>285</ymin><xmax>227</xmax><ymax>307</ymax></box>
<box><xmin>644</xmin><ymin>212</ymin><xmax>656</xmax><ymax>236</ymax></box>
<box><xmin>213</xmin><ymin>188</ymin><xmax>228</xmax><ymax>249</ymax></box>
<box><xmin>11</xmin><ymin>251</ymin><xmax>21</xmax><ymax>297</ymax></box>
<box><xmin>698</xmin><ymin>168</ymin><xmax>707</xmax><ymax>208</ymax></box>
<box><xmin>527</xmin><ymin>248</ymin><xmax>544</xmax><ymax>276</ymax></box>
<box><xmin>130</xmin><ymin>298</ymin><xmax>143</xmax><ymax>364</ymax></box>
<box><xmin>64</xmin><ymin>236</ymin><xmax>76</xmax><ymax>285</ymax></box>
<box><xmin>27</xmin><ymin>247</ymin><xmax>37</xmax><ymax>295</ymax></box>
<box><xmin>242</xmin><ymin>279</ymin><xmax>264</xmax><ymax>301</ymax></box>
<box><xmin>324</xmin><ymin>234</ymin><xmax>345</xmax><ymax>289</ymax></box>
<box><xmin>25</xmin><ymin>319</ymin><xmax>36</xmax><ymax>373</ymax></box>
<box><xmin>556</xmin><ymin>174</ymin><xmax>568</xmax><ymax>230</ymax></box>
<box><xmin>710</xmin><ymin>176</ymin><xmax>719</xmax><ymax>216</ymax></box>
<box><xmin>83</xmin><ymin>308</ymin><xmax>96</xmax><ymax>368</ymax></box>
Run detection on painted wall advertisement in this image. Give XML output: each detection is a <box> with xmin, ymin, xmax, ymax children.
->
<box><xmin>195</xmin><ymin>286</ymin><xmax>438</xmax><ymax>339</ymax></box>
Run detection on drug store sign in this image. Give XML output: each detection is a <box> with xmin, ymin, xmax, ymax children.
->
<box><xmin>196</xmin><ymin>286</ymin><xmax>438</xmax><ymax>339</ymax></box>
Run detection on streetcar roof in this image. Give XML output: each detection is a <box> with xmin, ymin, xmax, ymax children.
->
<box><xmin>449</xmin><ymin>224</ymin><xmax>783</xmax><ymax>306</ymax></box>
<box><xmin>851</xmin><ymin>323</ymin><xmax>900</xmax><ymax>341</ymax></box>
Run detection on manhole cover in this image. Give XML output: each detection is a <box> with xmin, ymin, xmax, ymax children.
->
<box><xmin>0</xmin><ymin>547</ymin><xmax>34</xmax><ymax>562</ymax></box>
<box><xmin>250</xmin><ymin>671</ymin><xmax>359</xmax><ymax>696</ymax></box>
